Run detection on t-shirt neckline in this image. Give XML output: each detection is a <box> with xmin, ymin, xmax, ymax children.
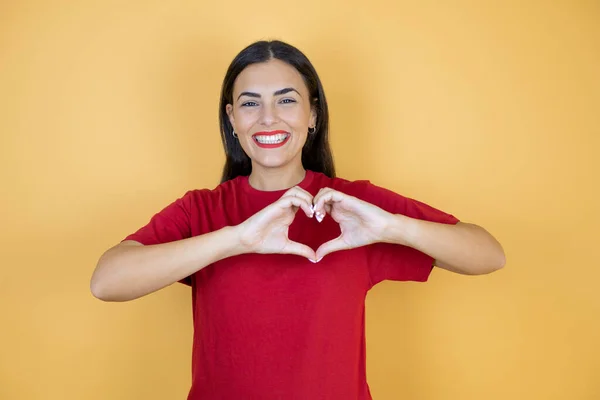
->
<box><xmin>240</xmin><ymin>170</ymin><xmax>316</xmax><ymax>198</ymax></box>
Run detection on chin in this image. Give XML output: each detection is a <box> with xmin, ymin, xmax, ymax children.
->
<box><xmin>256</xmin><ymin>158</ymin><xmax>290</xmax><ymax>169</ymax></box>
<box><xmin>252</xmin><ymin>154</ymin><xmax>295</xmax><ymax>169</ymax></box>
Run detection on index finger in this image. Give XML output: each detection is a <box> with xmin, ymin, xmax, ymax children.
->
<box><xmin>277</xmin><ymin>195</ymin><xmax>314</xmax><ymax>218</ymax></box>
<box><xmin>313</xmin><ymin>188</ymin><xmax>346</xmax><ymax>214</ymax></box>
<box><xmin>282</xmin><ymin>186</ymin><xmax>314</xmax><ymax>208</ymax></box>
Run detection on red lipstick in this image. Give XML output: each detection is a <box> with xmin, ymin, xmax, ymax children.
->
<box><xmin>252</xmin><ymin>130</ymin><xmax>291</xmax><ymax>149</ymax></box>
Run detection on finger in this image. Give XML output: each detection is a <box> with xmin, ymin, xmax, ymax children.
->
<box><xmin>282</xmin><ymin>186</ymin><xmax>314</xmax><ymax>204</ymax></box>
<box><xmin>286</xmin><ymin>185</ymin><xmax>314</xmax><ymax>202</ymax></box>
<box><xmin>282</xmin><ymin>186</ymin><xmax>314</xmax><ymax>215</ymax></box>
<box><xmin>283</xmin><ymin>240</ymin><xmax>317</xmax><ymax>261</ymax></box>
<box><xmin>313</xmin><ymin>189</ymin><xmax>346</xmax><ymax>219</ymax></box>
<box><xmin>315</xmin><ymin>236</ymin><xmax>349</xmax><ymax>260</ymax></box>
<box><xmin>278</xmin><ymin>195</ymin><xmax>314</xmax><ymax>218</ymax></box>
<box><xmin>311</xmin><ymin>187</ymin><xmax>332</xmax><ymax>221</ymax></box>
<box><xmin>313</xmin><ymin>187</ymin><xmax>334</xmax><ymax>216</ymax></box>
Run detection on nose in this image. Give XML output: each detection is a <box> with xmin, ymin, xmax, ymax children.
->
<box><xmin>259</xmin><ymin>102</ymin><xmax>278</xmax><ymax>126</ymax></box>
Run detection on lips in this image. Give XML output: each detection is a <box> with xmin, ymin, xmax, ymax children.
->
<box><xmin>252</xmin><ymin>130</ymin><xmax>291</xmax><ymax>148</ymax></box>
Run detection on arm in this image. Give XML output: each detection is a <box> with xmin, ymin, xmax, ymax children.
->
<box><xmin>383</xmin><ymin>216</ymin><xmax>506</xmax><ymax>275</ymax></box>
<box><xmin>310</xmin><ymin>187</ymin><xmax>505</xmax><ymax>275</ymax></box>
<box><xmin>90</xmin><ymin>226</ymin><xmax>244</xmax><ymax>302</ymax></box>
<box><xmin>91</xmin><ymin>186</ymin><xmax>317</xmax><ymax>302</ymax></box>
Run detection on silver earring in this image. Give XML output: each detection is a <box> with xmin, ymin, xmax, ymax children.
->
<box><xmin>308</xmin><ymin>127</ymin><xmax>316</xmax><ymax>134</ymax></box>
<box><xmin>232</xmin><ymin>130</ymin><xmax>238</xmax><ymax>138</ymax></box>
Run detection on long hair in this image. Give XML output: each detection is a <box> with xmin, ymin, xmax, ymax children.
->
<box><xmin>218</xmin><ymin>40</ymin><xmax>335</xmax><ymax>183</ymax></box>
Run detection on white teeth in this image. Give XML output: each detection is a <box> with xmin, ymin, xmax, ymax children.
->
<box><xmin>254</xmin><ymin>133</ymin><xmax>289</xmax><ymax>144</ymax></box>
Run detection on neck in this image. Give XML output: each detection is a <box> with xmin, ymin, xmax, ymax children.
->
<box><xmin>248</xmin><ymin>163</ymin><xmax>306</xmax><ymax>191</ymax></box>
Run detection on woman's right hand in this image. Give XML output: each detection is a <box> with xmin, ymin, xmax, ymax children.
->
<box><xmin>236</xmin><ymin>186</ymin><xmax>317</xmax><ymax>261</ymax></box>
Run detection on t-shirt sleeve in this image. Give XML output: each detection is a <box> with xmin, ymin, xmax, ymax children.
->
<box><xmin>122</xmin><ymin>191</ymin><xmax>194</xmax><ymax>286</ymax></box>
<box><xmin>356</xmin><ymin>181</ymin><xmax>460</xmax><ymax>288</ymax></box>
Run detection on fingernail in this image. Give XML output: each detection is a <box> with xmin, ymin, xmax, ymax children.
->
<box><xmin>310</xmin><ymin>205</ymin><xmax>315</xmax><ymax>212</ymax></box>
<box><xmin>316</xmin><ymin>213</ymin><xmax>324</xmax><ymax>223</ymax></box>
<box><xmin>308</xmin><ymin>258</ymin><xmax>317</xmax><ymax>263</ymax></box>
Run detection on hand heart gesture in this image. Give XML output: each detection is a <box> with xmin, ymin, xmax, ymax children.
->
<box><xmin>312</xmin><ymin>188</ymin><xmax>392</xmax><ymax>260</ymax></box>
<box><xmin>238</xmin><ymin>186</ymin><xmax>317</xmax><ymax>260</ymax></box>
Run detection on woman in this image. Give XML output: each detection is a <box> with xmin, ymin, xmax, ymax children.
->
<box><xmin>90</xmin><ymin>40</ymin><xmax>505</xmax><ymax>400</ymax></box>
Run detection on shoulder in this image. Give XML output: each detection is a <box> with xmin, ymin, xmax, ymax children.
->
<box><xmin>317</xmin><ymin>172</ymin><xmax>459</xmax><ymax>223</ymax></box>
<box><xmin>310</xmin><ymin>171</ymin><xmax>372</xmax><ymax>196</ymax></box>
<box><xmin>180</xmin><ymin>175</ymin><xmax>245</xmax><ymax>207</ymax></box>
<box><xmin>322</xmin><ymin>174</ymin><xmax>394</xmax><ymax>202</ymax></box>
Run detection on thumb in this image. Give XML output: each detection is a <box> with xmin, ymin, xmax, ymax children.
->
<box><xmin>315</xmin><ymin>236</ymin><xmax>349</xmax><ymax>261</ymax></box>
<box><xmin>283</xmin><ymin>240</ymin><xmax>317</xmax><ymax>261</ymax></box>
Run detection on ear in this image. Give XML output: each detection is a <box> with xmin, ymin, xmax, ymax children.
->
<box><xmin>226</xmin><ymin>104</ymin><xmax>235</xmax><ymax>130</ymax></box>
<box><xmin>309</xmin><ymin>100</ymin><xmax>318</xmax><ymax>129</ymax></box>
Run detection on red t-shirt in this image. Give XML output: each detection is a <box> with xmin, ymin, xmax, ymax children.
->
<box><xmin>123</xmin><ymin>170</ymin><xmax>459</xmax><ymax>399</ymax></box>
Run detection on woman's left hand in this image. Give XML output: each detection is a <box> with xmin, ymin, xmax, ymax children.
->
<box><xmin>312</xmin><ymin>188</ymin><xmax>395</xmax><ymax>261</ymax></box>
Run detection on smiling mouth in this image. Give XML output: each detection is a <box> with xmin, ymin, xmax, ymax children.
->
<box><xmin>252</xmin><ymin>130</ymin><xmax>291</xmax><ymax>148</ymax></box>
<box><xmin>253</xmin><ymin>133</ymin><xmax>290</xmax><ymax>144</ymax></box>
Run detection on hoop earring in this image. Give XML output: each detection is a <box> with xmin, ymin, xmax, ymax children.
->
<box><xmin>308</xmin><ymin>127</ymin><xmax>316</xmax><ymax>134</ymax></box>
<box><xmin>232</xmin><ymin>130</ymin><xmax>238</xmax><ymax>138</ymax></box>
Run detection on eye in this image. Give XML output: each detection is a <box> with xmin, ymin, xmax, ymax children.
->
<box><xmin>241</xmin><ymin>101</ymin><xmax>258</xmax><ymax>107</ymax></box>
<box><xmin>280</xmin><ymin>98</ymin><xmax>297</xmax><ymax>104</ymax></box>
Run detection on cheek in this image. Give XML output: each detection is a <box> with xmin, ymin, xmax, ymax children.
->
<box><xmin>235</xmin><ymin>110</ymin><xmax>259</xmax><ymax>129</ymax></box>
<box><xmin>280</xmin><ymin>107</ymin><xmax>309</xmax><ymax>126</ymax></box>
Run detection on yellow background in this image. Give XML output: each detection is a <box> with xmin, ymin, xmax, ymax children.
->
<box><xmin>1</xmin><ymin>1</ymin><xmax>598</xmax><ymax>399</ymax></box>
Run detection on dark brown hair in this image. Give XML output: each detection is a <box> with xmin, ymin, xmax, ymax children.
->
<box><xmin>218</xmin><ymin>40</ymin><xmax>335</xmax><ymax>182</ymax></box>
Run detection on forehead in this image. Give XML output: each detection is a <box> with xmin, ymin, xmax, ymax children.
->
<box><xmin>233</xmin><ymin>59</ymin><xmax>308</xmax><ymax>95</ymax></box>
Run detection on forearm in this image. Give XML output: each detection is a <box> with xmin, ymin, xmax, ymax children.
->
<box><xmin>383</xmin><ymin>215</ymin><xmax>506</xmax><ymax>275</ymax></box>
<box><xmin>91</xmin><ymin>225</ymin><xmax>244</xmax><ymax>302</ymax></box>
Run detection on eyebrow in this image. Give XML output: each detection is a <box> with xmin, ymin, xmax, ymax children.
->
<box><xmin>237</xmin><ymin>87</ymin><xmax>301</xmax><ymax>100</ymax></box>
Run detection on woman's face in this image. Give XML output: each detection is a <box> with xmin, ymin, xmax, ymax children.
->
<box><xmin>226</xmin><ymin>58</ymin><xmax>316</xmax><ymax>171</ymax></box>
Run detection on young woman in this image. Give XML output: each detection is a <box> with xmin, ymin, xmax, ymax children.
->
<box><xmin>91</xmin><ymin>40</ymin><xmax>505</xmax><ymax>400</ymax></box>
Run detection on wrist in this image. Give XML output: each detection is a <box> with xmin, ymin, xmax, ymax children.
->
<box><xmin>381</xmin><ymin>214</ymin><xmax>417</xmax><ymax>247</ymax></box>
<box><xmin>222</xmin><ymin>224</ymin><xmax>253</xmax><ymax>257</ymax></box>
<box><xmin>230</xmin><ymin>222</ymin><xmax>258</xmax><ymax>255</ymax></box>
